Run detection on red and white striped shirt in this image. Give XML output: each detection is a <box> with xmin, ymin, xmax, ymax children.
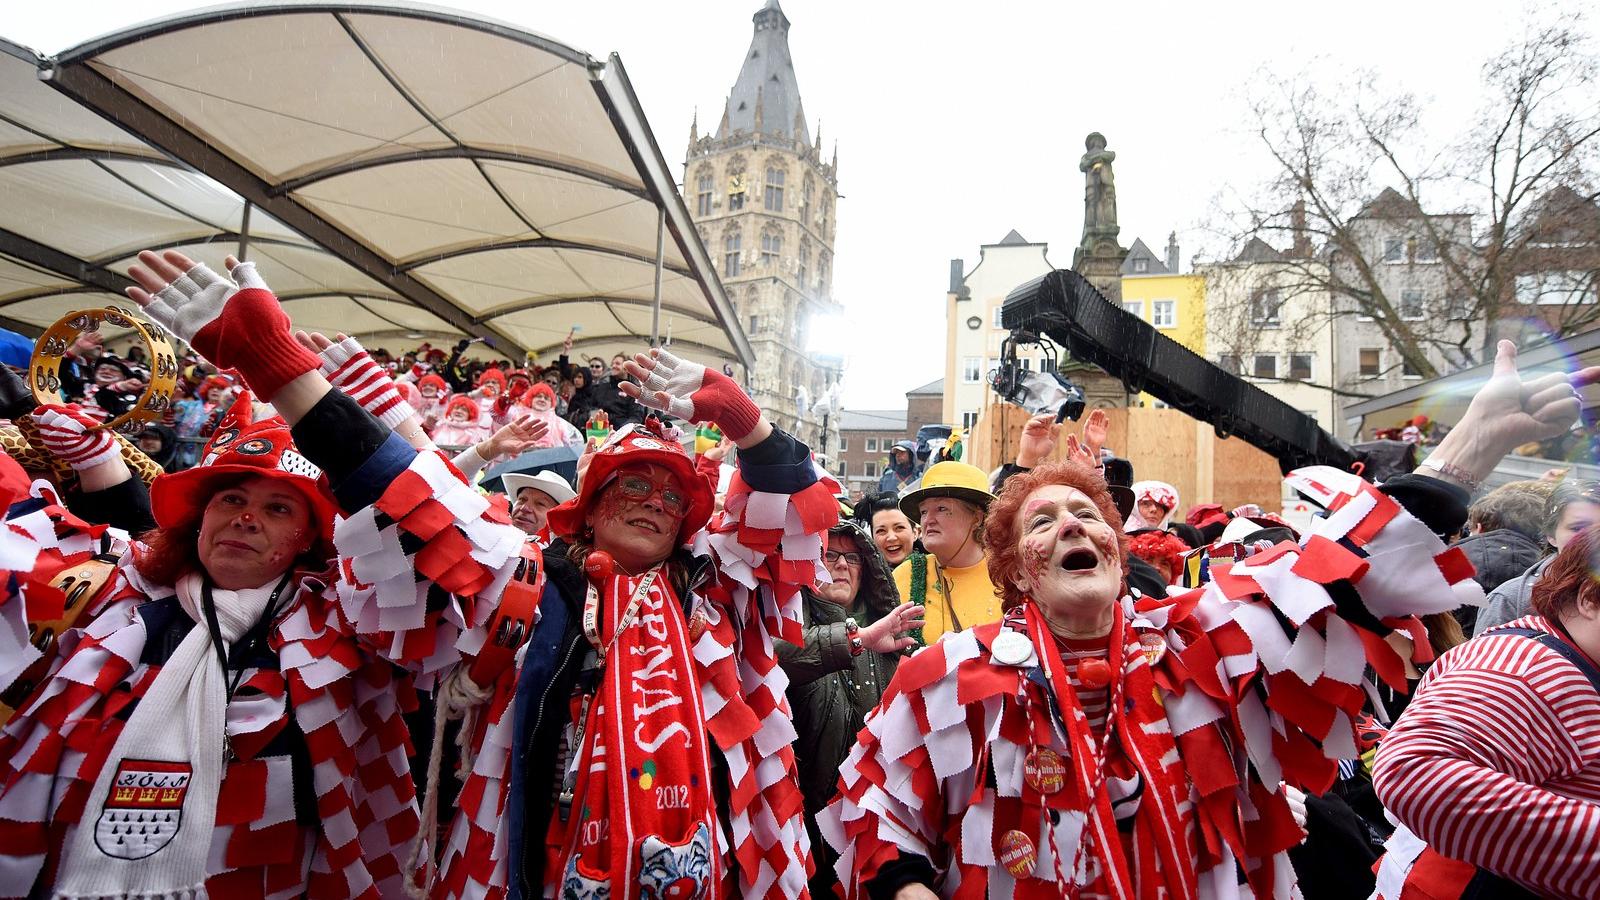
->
<box><xmin>1059</xmin><ymin>635</ymin><xmax>1112</xmax><ymax>735</ymax></box>
<box><xmin>1373</xmin><ymin>615</ymin><xmax>1600</xmax><ymax>897</ymax></box>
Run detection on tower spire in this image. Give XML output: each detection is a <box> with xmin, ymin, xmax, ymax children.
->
<box><xmin>716</xmin><ymin>0</ymin><xmax>809</xmax><ymax>143</ymax></box>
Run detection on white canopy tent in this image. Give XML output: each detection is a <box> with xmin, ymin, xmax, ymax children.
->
<box><xmin>0</xmin><ymin>2</ymin><xmax>751</xmax><ymax>370</ymax></box>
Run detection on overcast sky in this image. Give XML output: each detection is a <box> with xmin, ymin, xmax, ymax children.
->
<box><xmin>7</xmin><ymin>0</ymin><xmax>1592</xmax><ymax>409</ymax></box>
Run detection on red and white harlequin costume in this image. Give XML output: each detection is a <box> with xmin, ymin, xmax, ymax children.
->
<box><xmin>0</xmin><ymin>396</ymin><xmax>525</xmax><ymax>898</ymax></box>
<box><xmin>822</xmin><ymin>467</ymin><xmax>1485</xmax><ymax>899</ymax></box>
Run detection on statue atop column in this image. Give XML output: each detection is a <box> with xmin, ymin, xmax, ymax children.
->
<box><xmin>1072</xmin><ymin>132</ymin><xmax>1127</xmax><ymax>301</ymax></box>
<box><xmin>1080</xmin><ymin>132</ymin><xmax>1118</xmax><ymax>236</ymax></box>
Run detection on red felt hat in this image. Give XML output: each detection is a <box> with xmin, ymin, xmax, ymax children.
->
<box><xmin>150</xmin><ymin>392</ymin><xmax>341</xmax><ymax>558</ymax></box>
<box><xmin>545</xmin><ymin>417</ymin><xmax>712</xmax><ymax>545</ymax></box>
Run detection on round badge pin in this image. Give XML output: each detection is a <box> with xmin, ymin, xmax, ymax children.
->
<box><xmin>1076</xmin><ymin>657</ymin><xmax>1113</xmax><ymax>688</ymax></box>
<box><xmin>1023</xmin><ymin>747</ymin><xmax>1067</xmax><ymax>795</ymax></box>
<box><xmin>1139</xmin><ymin>631</ymin><xmax>1168</xmax><ymax>665</ymax></box>
<box><xmin>998</xmin><ymin>829</ymin><xmax>1037</xmax><ymax>878</ymax></box>
<box><xmin>991</xmin><ymin>630</ymin><xmax>1032</xmax><ymax>666</ymax></box>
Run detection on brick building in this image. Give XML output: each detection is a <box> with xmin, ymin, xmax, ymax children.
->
<box><xmin>838</xmin><ymin>409</ymin><xmax>910</xmax><ymax>498</ymax></box>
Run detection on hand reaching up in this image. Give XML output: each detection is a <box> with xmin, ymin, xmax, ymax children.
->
<box><xmin>620</xmin><ymin>348</ymin><xmax>770</xmax><ymax>446</ymax></box>
<box><xmin>125</xmin><ymin>250</ymin><xmax>318</xmax><ymax>400</ymax></box>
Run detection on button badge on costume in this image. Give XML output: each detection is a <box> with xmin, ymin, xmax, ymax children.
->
<box><xmin>1024</xmin><ymin>747</ymin><xmax>1067</xmax><ymax>795</ymax></box>
<box><xmin>1139</xmin><ymin>632</ymin><xmax>1168</xmax><ymax>665</ymax></box>
<box><xmin>94</xmin><ymin>759</ymin><xmax>192</xmax><ymax>860</ymax></box>
<box><xmin>991</xmin><ymin>630</ymin><xmax>1033</xmax><ymax>666</ymax></box>
<box><xmin>998</xmin><ymin>829</ymin><xmax>1037</xmax><ymax>878</ymax></box>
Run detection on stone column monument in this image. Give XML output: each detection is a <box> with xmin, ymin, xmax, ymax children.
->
<box><xmin>1066</xmin><ymin>132</ymin><xmax>1131</xmax><ymax>409</ymax></box>
<box><xmin>1071</xmin><ymin>132</ymin><xmax>1128</xmax><ymax>303</ymax></box>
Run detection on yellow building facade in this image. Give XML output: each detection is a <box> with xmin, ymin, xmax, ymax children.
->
<box><xmin>1119</xmin><ymin>272</ymin><xmax>1206</xmax><ymax>356</ymax></box>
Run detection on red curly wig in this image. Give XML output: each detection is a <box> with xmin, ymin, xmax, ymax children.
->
<box><xmin>984</xmin><ymin>460</ymin><xmax>1129</xmax><ymax>609</ymax></box>
<box><xmin>1127</xmin><ymin>530</ymin><xmax>1192</xmax><ymax>585</ymax></box>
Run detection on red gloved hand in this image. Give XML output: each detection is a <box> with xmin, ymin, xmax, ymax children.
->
<box><xmin>318</xmin><ymin>335</ymin><xmax>416</xmax><ymax>428</ymax></box>
<box><xmin>126</xmin><ymin>252</ymin><xmax>320</xmax><ymax>401</ymax></box>
<box><xmin>33</xmin><ymin>404</ymin><xmax>118</xmax><ymax>471</ymax></box>
<box><xmin>624</xmin><ymin>348</ymin><xmax>762</xmax><ymax>441</ymax></box>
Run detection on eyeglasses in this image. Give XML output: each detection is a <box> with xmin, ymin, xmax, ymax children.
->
<box><xmin>589</xmin><ymin>363</ymin><xmax>604</xmax><ymax>371</ymax></box>
<box><xmin>824</xmin><ymin>550</ymin><xmax>863</xmax><ymax>566</ymax></box>
<box><xmin>616</xmin><ymin>474</ymin><xmax>687</xmax><ymax>518</ymax></box>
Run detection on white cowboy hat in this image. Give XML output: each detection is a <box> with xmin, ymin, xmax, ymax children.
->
<box><xmin>501</xmin><ymin>469</ymin><xmax>576</xmax><ymax>505</ymax></box>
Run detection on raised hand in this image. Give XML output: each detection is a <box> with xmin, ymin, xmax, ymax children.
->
<box><xmin>125</xmin><ymin>250</ymin><xmax>318</xmax><ymax>401</ymax></box>
<box><xmin>1421</xmin><ymin>340</ymin><xmax>1600</xmax><ymax>486</ymax></box>
<box><xmin>1081</xmin><ymin>407</ymin><xmax>1110</xmax><ymax>459</ymax></box>
<box><xmin>858</xmin><ymin>601</ymin><xmax>926</xmax><ymax>654</ymax></box>
<box><xmin>1063</xmin><ymin>432</ymin><xmax>1095</xmax><ymax>468</ymax></box>
<box><xmin>482</xmin><ymin>415</ymin><xmax>548</xmax><ymax>459</ymax></box>
<box><xmin>296</xmin><ymin>331</ymin><xmax>414</xmax><ymax>428</ymax></box>
<box><xmin>32</xmin><ymin>404</ymin><xmax>117</xmax><ymax>471</ymax></box>
<box><xmin>620</xmin><ymin>348</ymin><xmax>769</xmax><ymax>446</ymax></box>
<box><xmin>703</xmin><ymin>436</ymin><xmax>734</xmax><ymax>464</ymax></box>
<box><xmin>1016</xmin><ymin>413</ymin><xmax>1059</xmax><ymax>469</ymax></box>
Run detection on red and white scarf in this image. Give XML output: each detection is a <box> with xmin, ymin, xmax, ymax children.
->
<box><xmin>546</xmin><ymin>565</ymin><xmax>722</xmax><ymax>899</ymax></box>
<box><xmin>1021</xmin><ymin>603</ymin><xmax>1196</xmax><ymax>898</ymax></box>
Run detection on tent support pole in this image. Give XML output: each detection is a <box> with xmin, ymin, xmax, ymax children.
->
<box><xmin>650</xmin><ymin>206</ymin><xmax>665</xmax><ymax>346</ymax></box>
<box><xmin>237</xmin><ymin>201</ymin><xmax>253</xmax><ymax>262</ymax></box>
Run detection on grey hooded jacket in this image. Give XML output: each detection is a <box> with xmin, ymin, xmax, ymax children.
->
<box><xmin>1472</xmin><ymin>555</ymin><xmax>1553</xmax><ymax>637</ymax></box>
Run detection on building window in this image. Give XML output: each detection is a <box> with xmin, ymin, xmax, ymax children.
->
<box><xmin>1516</xmin><ymin>271</ymin><xmax>1595</xmax><ymax>306</ymax></box>
<box><xmin>1359</xmin><ymin>348</ymin><xmax>1381</xmax><ymax>377</ymax></box>
<box><xmin>1289</xmin><ymin>353</ymin><xmax>1313</xmax><ymax>381</ymax></box>
<box><xmin>1152</xmin><ymin>299</ymin><xmax>1176</xmax><ymax>328</ymax></box>
<box><xmin>723</xmin><ymin>232</ymin><xmax>742</xmax><ymax>276</ymax></box>
<box><xmin>798</xmin><ymin>246</ymin><xmax>809</xmax><ymax>286</ymax></box>
<box><xmin>1445</xmin><ymin>296</ymin><xmax>1473</xmax><ymax>320</ymax></box>
<box><xmin>993</xmin><ymin>306</ymin><xmax>1005</xmax><ymax>328</ymax></box>
<box><xmin>838</xmin><ymin>435</ymin><xmax>847</xmax><ymax>451</ymax></box>
<box><xmin>817</xmin><ymin>256</ymin><xmax>829</xmax><ymax>293</ymax></box>
<box><xmin>748</xmin><ymin>314</ymin><xmax>760</xmax><ymax>334</ymax></box>
<box><xmin>865</xmin><ymin>437</ymin><xmax>878</xmax><ymax>452</ymax></box>
<box><xmin>1218</xmin><ymin>354</ymin><xmax>1242</xmax><ymax>374</ymax></box>
<box><xmin>764</xmin><ymin>167</ymin><xmax>785</xmax><ymax>212</ymax></box>
<box><xmin>1253</xmin><ymin>354</ymin><xmax>1277</xmax><ymax>379</ymax></box>
<box><xmin>760</xmin><ymin>232</ymin><xmax>781</xmax><ymax>266</ymax></box>
<box><xmin>962</xmin><ymin>411</ymin><xmax>980</xmax><ymax>430</ymax></box>
<box><xmin>1400</xmin><ymin>290</ymin><xmax>1424</xmax><ymax>320</ymax></box>
<box><xmin>696</xmin><ymin>172</ymin><xmax>714</xmax><ymax>217</ymax></box>
<box><xmin>1133</xmin><ymin>258</ymin><xmax>1149</xmax><ymax>273</ymax></box>
<box><xmin>962</xmin><ymin>357</ymin><xmax>982</xmax><ymax>383</ymax></box>
<box><xmin>1402</xmin><ymin>356</ymin><xmax>1423</xmax><ymax>378</ymax></box>
<box><xmin>1122</xmin><ymin>300</ymin><xmax>1143</xmax><ymax>318</ymax></box>
<box><xmin>864</xmin><ymin>461</ymin><xmax>878</xmax><ymax>479</ymax></box>
<box><xmin>1413</xmin><ymin>236</ymin><xmax>1439</xmax><ymax>263</ymax></box>
<box><xmin>1250</xmin><ymin>289</ymin><xmax>1281</xmax><ymax>326</ymax></box>
<box><xmin>1383</xmin><ymin>238</ymin><xmax>1405</xmax><ymax>263</ymax></box>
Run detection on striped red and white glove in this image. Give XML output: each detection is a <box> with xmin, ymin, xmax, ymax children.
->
<box><xmin>318</xmin><ymin>336</ymin><xmax>416</xmax><ymax>428</ymax></box>
<box><xmin>139</xmin><ymin>260</ymin><xmax>320</xmax><ymax>400</ymax></box>
<box><xmin>631</xmin><ymin>348</ymin><xmax>761</xmax><ymax>441</ymax></box>
<box><xmin>33</xmin><ymin>404</ymin><xmax>118</xmax><ymax>471</ymax></box>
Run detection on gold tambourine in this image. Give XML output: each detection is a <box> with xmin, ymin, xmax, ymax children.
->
<box><xmin>30</xmin><ymin>306</ymin><xmax>178</xmax><ymax>435</ymax></box>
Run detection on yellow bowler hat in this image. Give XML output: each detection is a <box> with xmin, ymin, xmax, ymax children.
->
<box><xmin>900</xmin><ymin>461</ymin><xmax>996</xmax><ymax>523</ymax></box>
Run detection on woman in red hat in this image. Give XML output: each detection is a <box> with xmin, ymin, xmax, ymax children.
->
<box><xmin>0</xmin><ymin>250</ymin><xmax>530</xmax><ymax>899</ymax></box>
<box><xmin>421</xmin><ymin>344</ymin><xmax>841</xmax><ymax>900</ymax></box>
<box><xmin>821</xmin><ymin>340</ymin><xmax>1600</xmax><ymax>899</ymax></box>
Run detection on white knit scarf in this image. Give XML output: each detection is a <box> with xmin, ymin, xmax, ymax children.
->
<box><xmin>54</xmin><ymin>572</ymin><xmax>279</xmax><ymax>900</ymax></box>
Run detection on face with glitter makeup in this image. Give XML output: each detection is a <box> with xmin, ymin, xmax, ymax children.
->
<box><xmin>586</xmin><ymin>462</ymin><xmax>684</xmax><ymax>574</ymax></box>
<box><xmin>197</xmin><ymin>475</ymin><xmax>316</xmax><ymax>590</ymax></box>
<box><xmin>1010</xmin><ymin>483</ymin><xmax>1123</xmax><ymax>627</ymax></box>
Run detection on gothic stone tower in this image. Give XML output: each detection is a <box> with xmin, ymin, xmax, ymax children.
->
<box><xmin>685</xmin><ymin>0</ymin><xmax>842</xmax><ymax>455</ymax></box>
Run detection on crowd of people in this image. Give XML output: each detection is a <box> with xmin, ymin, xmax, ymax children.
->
<box><xmin>0</xmin><ymin>247</ymin><xmax>1595</xmax><ymax>900</ymax></box>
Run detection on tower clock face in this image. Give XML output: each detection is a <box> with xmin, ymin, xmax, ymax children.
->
<box><xmin>728</xmin><ymin>173</ymin><xmax>747</xmax><ymax>194</ymax></box>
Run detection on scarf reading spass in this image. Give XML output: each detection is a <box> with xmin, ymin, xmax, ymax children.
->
<box><xmin>547</xmin><ymin>566</ymin><xmax>721</xmax><ymax>900</ymax></box>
